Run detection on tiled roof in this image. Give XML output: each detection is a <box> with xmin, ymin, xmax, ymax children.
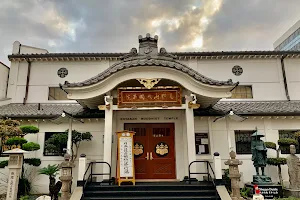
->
<box><xmin>0</xmin><ymin>101</ymin><xmax>300</xmax><ymax>118</ymax></box>
<box><xmin>62</xmin><ymin>59</ymin><xmax>236</xmax><ymax>88</ymax></box>
<box><xmin>195</xmin><ymin>101</ymin><xmax>300</xmax><ymax>116</ymax></box>
<box><xmin>8</xmin><ymin>50</ymin><xmax>300</xmax><ymax>60</ymax></box>
<box><xmin>0</xmin><ymin>103</ymin><xmax>103</xmax><ymax>118</ymax></box>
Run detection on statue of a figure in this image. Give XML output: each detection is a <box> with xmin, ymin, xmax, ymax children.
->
<box><xmin>251</xmin><ymin>131</ymin><xmax>267</xmax><ymax>176</ymax></box>
<box><xmin>287</xmin><ymin>145</ymin><xmax>300</xmax><ymax>189</ymax></box>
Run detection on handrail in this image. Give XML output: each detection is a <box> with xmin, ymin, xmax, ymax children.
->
<box><xmin>188</xmin><ymin>160</ymin><xmax>218</xmax><ymax>200</ymax></box>
<box><xmin>188</xmin><ymin>161</ymin><xmax>216</xmax><ymax>183</ymax></box>
<box><xmin>82</xmin><ymin>161</ymin><xmax>112</xmax><ymax>189</ymax></box>
<box><xmin>83</xmin><ymin>162</ymin><xmax>92</xmax><ymax>189</ymax></box>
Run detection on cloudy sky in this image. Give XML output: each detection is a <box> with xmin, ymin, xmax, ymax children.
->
<box><xmin>0</xmin><ymin>0</ymin><xmax>299</xmax><ymax>65</ymax></box>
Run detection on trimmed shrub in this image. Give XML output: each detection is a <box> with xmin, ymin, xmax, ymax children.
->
<box><xmin>20</xmin><ymin>126</ymin><xmax>39</xmax><ymax>134</ymax></box>
<box><xmin>265</xmin><ymin>142</ymin><xmax>276</xmax><ymax>150</ymax></box>
<box><xmin>0</xmin><ymin>160</ymin><xmax>8</xmax><ymax>168</ymax></box>
<box><xmin>278</xmin><ymin>138</ymin><xmax>298</xmax><ymax>146</ymax></box>
<box><xmin>5</xmin><ymin>137</ymin><xmax>27</xmax><ymax>146</ymax></box>
<box><xmin>267</xmin><ymin>157</ymin><xmax>287</xmax><ymax>166</ymax></box>
<box><xmin>22</xmin><ymin>142</ymin><xmax>40</xmax><ymax>151</ymax></box>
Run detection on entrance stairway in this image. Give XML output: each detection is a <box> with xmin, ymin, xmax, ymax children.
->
<box><xmin>81</xmin><ymin>181</ymin><xmax>220</xmax><ymax>200</ymax></box>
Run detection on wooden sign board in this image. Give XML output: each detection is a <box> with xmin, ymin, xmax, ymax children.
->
<box><xmin>116</xmin><ymin>131</ymin><xmax>135</xmax><ymax>186</ymax></box>
<box><xmin>118</xmin><ymin>86</ymin><xmax>181</xmax><ymax>108</ymax></box>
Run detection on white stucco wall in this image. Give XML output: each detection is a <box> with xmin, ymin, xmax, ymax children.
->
<box><xmin>1</xmin><ymin>114</ymin><xmax>300</xmax><ymax>193</ymax></box>
<box><xmin>0</xmin><ymin>63</ymin><xmax>9</xmax><ymax>100</ymax></box>
<box><xmin>284</xmin><ymin>58</ymin><xmax>300</xmax><ymax>100</ymax></box>
<box><xmin>0</xmin><ymin>120</ymin><xmax>104</xmax><ymax>194</ymax></box>
<box><xmin>206</xmin><ymin>116</ymin><xmax>300</xmax><ymax>186</ymax></box>
<box><xmin>6</xmin><ymin>57</ymin><xmax>300</xmax><ymax>103</ymax></box>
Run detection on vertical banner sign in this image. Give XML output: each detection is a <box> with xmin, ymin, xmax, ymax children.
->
<box><xmin>116</xmin><ymin>131</ymin><xmax>135</xmax><ymax>186</ymax></box>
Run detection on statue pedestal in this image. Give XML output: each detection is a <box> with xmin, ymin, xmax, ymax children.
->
<box><xmin>284</xmin><ymin>189</ymin><xmax>300</xmax><ymax>198</ymax></box>
<box><xmin>245</xmin><ymin>183</ymin><xmax>283</xmax><ymax>199</ymax></box>
<box><xmin>252</xmin><ymin>175</ymin><xmax>272</xmax><ymax>185</ymax></box>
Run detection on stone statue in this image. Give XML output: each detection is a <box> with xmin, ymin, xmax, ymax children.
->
<box><xmin>287</xmin><ymin>145</ymin><xmax>300</xmax><ymax>189</ymax></box>
<box><xmin>251</xmin><ymin>131</ymin><xmax>267</xmax><ymax>176</ymax></box>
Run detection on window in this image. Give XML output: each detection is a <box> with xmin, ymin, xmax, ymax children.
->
<box><xmin>48</xmin><ymin>87</ymin><xmax>68</xmax><ymax>100</ymax></box>
<box><xmin>235</xmin><ymin>130</ymin><xmax>256</xmax><ymax>154</ymax></box>
<box><xmin>230</xmin><ymin>86</ymin><xmax>253</xmax><ymax>99</ymax></box>
<box><xmin>43</xmin><ymin>132</ymin><xmax>67</xmax><ymax>156</ymax></box>
<box><xmin>279</xmin><ymin>130</ymin><xmax>300</xmax><ymax>154</ymax></box>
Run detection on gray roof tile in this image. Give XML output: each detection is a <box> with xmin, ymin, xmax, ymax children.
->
<box><xmin>1</xmin><ymin>101</ymin><xmax>300</xmax><ymax>118</ymax></box>
<box><xmin>211</xmin><ymin>101</ymin><xmax>300</xmax><ymax>115</ymax></box>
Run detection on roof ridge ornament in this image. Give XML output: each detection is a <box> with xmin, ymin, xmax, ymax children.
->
<box><xmin>136</xmin><ymin>78</ymin><xmax>161</xmax><ymax>89</ymax></box>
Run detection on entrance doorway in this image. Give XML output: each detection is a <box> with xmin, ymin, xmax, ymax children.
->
<box><xmin>124</xmin><ymin>123</ymin><xmax>176</xmax><ymax>179</ymax></box>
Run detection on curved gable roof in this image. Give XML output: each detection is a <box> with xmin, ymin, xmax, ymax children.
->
<box><xmin>62</xmin><ymin>48</ymin><xmax>236</xmax><ymax>88</ymax></box>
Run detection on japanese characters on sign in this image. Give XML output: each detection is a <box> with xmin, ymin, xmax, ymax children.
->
<box><xmin>119</xmin><ymin>136</ymin><xmax>133</xmax><ymax>177</ymax></box>
<box><xmin>118</xmin><ymin>87</ymin><xmax>181</xmax><ymax>108</ymax></box>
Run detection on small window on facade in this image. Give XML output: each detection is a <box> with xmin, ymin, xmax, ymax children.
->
<box><xmin>43</xmin><ymin>132</ymin><xmax>67</xmax><ymax>156</ymax></box>
<box><xmin>230</xmin><ymin>86</ymin><xmax>253</xmax><ymax>99</ymax></box>
<box><xmin>279</xmin><ymin>130</ymin><xmax>300</xmax><ymax>154</ymax></box>
<box><xmin>48</xmin><ymin>87</ymin><xmax>68</xmax><ymax>100</ymax></box>
<box><xmin>235</xmin><ymin>130</ymin><xmax>256</xmax><ymax>154</ymax></box>
<box><xmin>195</xmin><ymin>133</ymin><xmax>209</xmax><ymax>155</ymax></box>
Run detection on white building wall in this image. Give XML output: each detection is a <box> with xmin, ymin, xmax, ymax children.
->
<box><xmin>8</xmin><ymin>57</ymin><xmax>300</xmax><ymax>103</ymax></box>
<box><xmin>0</xmin><ymin>63</ymin><xmax>9</xmax><ymax>100</ymax></box>
<box><xmin>0</xmin><ymin>120</ymin><xmax>105</xmax><ymax>194</ymax></box>
<box><xmin>284</xmin><ymin>58</ymin><xmax>300</xmax><ymax>100</ymax></box>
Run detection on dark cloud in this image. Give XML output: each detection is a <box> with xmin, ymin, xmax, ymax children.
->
<box><xmin>0</xmin><ymin>0</ymin><xmax>299</xmax><ymax>65</ymax></box>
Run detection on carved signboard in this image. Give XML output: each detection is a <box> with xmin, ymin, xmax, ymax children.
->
<box><xmin>116</xmin><ymin>131</ymin><xmax>135</xmax><ymax>186</ymax></box>
<box><xmin>118</xmin><ymin>87</ymin><xmax>181</xmax><ymax>108</ymax></box>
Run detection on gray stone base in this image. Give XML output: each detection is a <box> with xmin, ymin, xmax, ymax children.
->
<box><xmin>284</xmin><ymin>189</ymin><xmax>300</xmax><ymax>198</ymax></box>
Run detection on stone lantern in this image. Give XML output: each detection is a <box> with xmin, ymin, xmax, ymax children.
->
<box><xmin>59</xmin><ymin>153</ymin><xmax>75</xmax><ymax>200</ymax></box>
<box><xmin>224</xmin><ymin>150</ymin><xmax>243</xmax><ymax>200</ymax></box>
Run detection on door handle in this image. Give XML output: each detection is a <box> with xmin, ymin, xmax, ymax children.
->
<box><xmin>145</xmin><ymin>152</ymin><xmax>149</xmax><ymax>160</ymax></box>
<box><xmin>150</xmin><ymin>152</ymin><xmax>154</xmax><ymax>160</ymax></box>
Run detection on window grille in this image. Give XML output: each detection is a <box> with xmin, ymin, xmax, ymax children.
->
<box><xmin>235</xmin><ymin>130</ymin><xmax>255</xmax><ymax>154</ymax></box>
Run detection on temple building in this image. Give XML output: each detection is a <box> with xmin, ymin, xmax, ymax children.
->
<box><xmin>1</xmin><ymin>34</ymin><xmax>300</xmax><ymax>193</ymax></box>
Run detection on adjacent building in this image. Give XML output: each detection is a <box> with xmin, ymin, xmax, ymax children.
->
<box><xmin>0</xmin><ymin>61</ymin><xmax>9</xmax><ymax>106</ymax></box>
<box><xmin>274</xmin><ymin>20</ymin><xmax>300</xmax><ymax>51</ymax></box>
<box><xmin>1</xmin><ymin>35</ymin><xmax>300</xmax><ymax>193</ymax></box>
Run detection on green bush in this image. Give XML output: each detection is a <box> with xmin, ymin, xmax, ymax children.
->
<box><xmin>5</xmin><ymin>137</ymin><xmax>27</xmax><ymax>146</ymax></box>
<box><xmin>277</xmin><ymin>197</ymin><xmax>300</xmax><ymax>200</ymax></box>
<box><xmin>19</xmin><ymin>196</ymin><xmax>30</xmax><ymax>200</ymax></box>
<box><xmin>265</xmin><ymin>142</ymin><xmax>276</xmax><ymax>150</ymax></box>
<box><xmin>222</xmin><ymin>169</ymin><xmax>231</xmax><ymax>192</ymax></box>
<box><xmin>24</xmin><ymin>158</ymin><xmax>41</xmax><ymax>166</ymax></box>
<box><xmin>22</xmin><ymin>142</ymin><xmax>40</xmax><ymax>151</ymax></box>
<box><xmin>0</xmin><ymin>160</ymin><xmax>8</xmax><ymax>168</ymax></box>
<box><xmin>20</xmin><ymin>125</ymin><xmax>39</xmax><ymax>134</ymax></box>
<box><xmin>267</xmin><ymin>157</ymin><xmax>287</xmax><ymax>166</ymax></box>
<box><xmin>240</xmin><ymin>187</ymin><xmax>251</xmax><ymax>199</ymax></box>
<box><xmin>278</xmin><ymin>138</ymin><xmax>298</xmax><ymax>146</ymax></box>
